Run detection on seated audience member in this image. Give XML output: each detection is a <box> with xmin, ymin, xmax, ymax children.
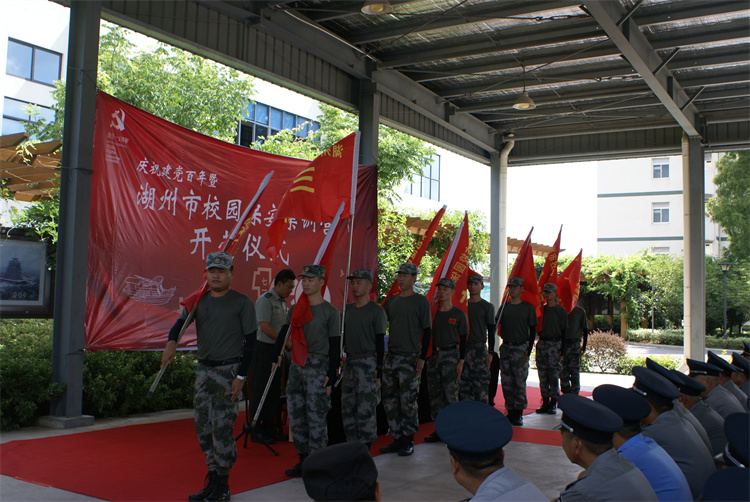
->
<box><xmin>435</xmin><ymin>400</ymin><xmax>546</xmax><ymax>501</ymax></box>
<box><xmin>730</xmin><ymin>353</ymin><xmax>749</xmax><ymax>397</ymax></box>
<box><xmin>686</xmin><ymin>359</ymin><xmax>744</xmax><ymax>419</ymax></box>
<box><xmin>301</xmin><ymin>441</ymin><xmax>379</xmax><ymax>502</ymax></box>
<box><xmin>554</xmin><ymin>393</ymin><xmax>658</xmax><ymax>501</ymax></box>
<box><xmin>703</xmin><ymin>414</ymin><xmax>749</xmax><ymax>502</ymax></box>
<box><xmin>592</xmin><ymin>384</ymin><xmax>691</xmax><ymax>501</ymax></box>
<box><xmin>632</xmin><ymin>366</ymin><xmax>715</xmax><ymax>500</ymax></box>
<box><xmin>706</xmin><ymin>351</ymin><xmax>748</xmax><ymax>411</ymax></box>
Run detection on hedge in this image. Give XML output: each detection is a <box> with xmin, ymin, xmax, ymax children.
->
<box><xmin>626</xmin><ymin>328</ymin><xmax>750</xmax><ymax>350</ymax></box>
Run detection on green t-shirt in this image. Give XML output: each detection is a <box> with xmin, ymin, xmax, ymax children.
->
<box><xmin>344</xmin><ymin>300</ymin><xmax>387</xmax><ymax>353</ymax></box>
<box><xmin>467</xmin><ymin>299</ymin><xmax>495</xmax><ymax>344</ymax></box>
<box><xmin>498</xmin><ymin>301</ymin><xmax>537</xmax><ymax>345</ymax></box>
<box><xmin>180</xmin><ymin>289</ymin><xmax>256</xmax><ymax>361</ymax></box>
<box><xmin>432</xmin><ymin>306</ymin><xmax>468</xmax><ymax>349</ymax></box>
<box><xmin>255</xmin><ymin>288</ymin><xmax>288</xmax><ymax>344</ymax></box>
<box><xmin>539</xmin><ymin>304</ymin><xmax>567</xmax><ymax>340</ymax></box>
<box><xmin>567</xmin><ymin>306</ymin><xmax>587</xmax><ymax>340</ymax></box>
<box><xmin>286</xmin><ymin>301</ymin><xmax>341</xmax><ymax>355</ymax></box>
<box><xmin>384</xmin><ymin>293</ymin><xmax>431</xmax><ymax>354</ymax></box>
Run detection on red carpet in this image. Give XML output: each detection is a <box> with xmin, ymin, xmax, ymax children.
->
<box><xmin>1</xmin><ymin>386</ymin><xmax>582</xmax><ymax>501</ymax></box>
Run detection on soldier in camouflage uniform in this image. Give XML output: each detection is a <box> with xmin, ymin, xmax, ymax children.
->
<box><xmin>461</xmin><ymin>273</ymin><xmax>495</xmax><ymax>403</ymax></box>
<box><xmin>497</xmin><ymin>277</ymin><xmax>537</xmax><ymax>427</ymax></box>
<box><xmin>341</xmin><ymin>269</ymin><xmax>387</xmax><ymax>446</ymax></box>
<box><xmin>424</xmin><ymin>278</ymin><xmax>468</xmax><ymax>443</ymax></box>
<box><xmin>381</xmin><ymin>263</ymin><xmax>432</xmax><ymax>457</ymax></box>
<box><xmin>534</xmin><ymin>283</ymin><xmax>567</xmax><ymax>414</ymax></box>
<box><xmin>559</xmin><ymin>304</ymin><xmax>588</xmax><ymax>395</ymax></box>
<box><xmin>161</xmin><ymin>252</ymin><xmax>256</xmax><ymax>502</ymax></box>
<box><xmin>274</xmin><ymin>264</ymin><xmax>341</xmax><ymax>477</ymax></box>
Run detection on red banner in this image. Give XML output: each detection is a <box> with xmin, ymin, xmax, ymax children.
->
<box><xmin>536</xmin><ymin>226</ymin><xmax>561</xmax><ymax>332</ymax></box>
<box><xmin>86</xmin><ymin>92</ymin><xmax>377</xmax><ymax>351</ymax></box>
<box><xmin>557</xmin><ymin>250</ymin><xmax>582</xmax><ymax>313</ymax></box>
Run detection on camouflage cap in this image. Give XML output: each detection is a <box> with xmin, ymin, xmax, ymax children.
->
<box><xmin>437</xmin><ymin>277</ymin><xmax>456</xmax><ymax>289</ymax></box>
<box><xmin>347</xmin><ymin>269</ymin><xmax>374</xmax><ymax>282</ymax></box>
<box><xmin>507</xmin><ymin>277</ymin><xmax>523</xmax><ymax>287</ymax></box>
<box><xmin>299</xmin><ymin>264</ymin><xmax>326</xmax><ymax>278</ymax></box>
<box><xmin>543</xmin><ymin>282</ymin><xmax>558</xmax><ymax>292</ymax></box>
<box><xmin>397</xmin><ymin>262</ymin><xmax>418</xmax><ymax>275</ymax></box>
<box><xmin>467</xmin><ymin>273</ymin><xmax>484</xmax><ymax>284</ymax></box>
<box><xmin>206</xmin><ymin>252</ymin><xmax>232</xmax><ymax>270</ymax></box>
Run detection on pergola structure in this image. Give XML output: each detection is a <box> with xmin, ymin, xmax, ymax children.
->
<box><xmin>0</xmin><ymin>133</ymin><xmax>61</xmax><ymax>202</ymax></box>
<box><xmin>46</xmin><ymin>0</ymin><xmax>749</xmax><ymax>425</ymax></box>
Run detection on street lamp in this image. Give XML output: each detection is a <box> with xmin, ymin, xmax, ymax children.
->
<box><xmin>719</xmin><ymin>262</ymin><xmax>732</xmax><ymax>342</ymax></box>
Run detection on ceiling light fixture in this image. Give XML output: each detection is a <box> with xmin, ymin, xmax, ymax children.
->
<box><xmin>362</xmin><ymin>0</ymin><xmax>393</xmax><ymax>15</ymax></box>
<box><xmin>513</xmin><ymin>64</ymin><xmax>536</xmax><ymax>110</ymax></box>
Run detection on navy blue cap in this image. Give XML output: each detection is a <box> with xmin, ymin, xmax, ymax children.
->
<box><xmin>557</xmin><ymin>394</ymin><xmax>623</xmax><ymax>443</ymax></box>
<box><xmin>731</xmin><ymin>352</ymin><xmax>750</xmax><ymax>377</ymax></box>
<box><xmin>669</xmin><ymin>369</ymin><xmax>705</xmax><ymax>396</ymax></box>
<box><xmin>645</xmin><ymin>358</ymin><xmax>684</xmax><ymax>387</ymax></box>
<box><xmin>632</xmin><ymin>366</ymin><xmax>679</xmax><ymax>404</ymax></box>
<box><xmin>743</xmin><ymin>341</ymin><xmax>750</xmax><ymax>357</ymax></box>
<box><xmin>592</xmin><ymin>384</ymin><xmax>650</xmax><ymax>427</ymax></box>
<box><xmin>724</xmin><ymin>412</ymin><xmax>749</xmax><ymax>467</ymax></box>
<box><xmin>301</xmin><ymin>441</ymin><xmax>377</xmax><ymax>502</ymax></box>
<box><xmin>702</xmin><ymin>468</ymin><xmax>750</xmax><ymax>502</ymax></box>
<box><xmin>707</xmin><ymin>351</ymin><xmax>738</xmax><ymax>377</ymax></box>
<box><xmin>686</xmin><ymin>358</ymin><xmax>722</xmax><ymax>377</ymax></box>
<box><xmin>435</xmin><ymin>401</ymin><xmax>512</xmax><ymax>460</ymax></box>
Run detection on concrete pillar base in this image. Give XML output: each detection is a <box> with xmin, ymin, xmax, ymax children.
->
<box><xmin>38</xmin><ymin>415</ymin><xmax>94</xmax><ymax>429</ymax></box>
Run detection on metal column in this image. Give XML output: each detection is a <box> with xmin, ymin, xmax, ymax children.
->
<box><xmin>358</xmin><ymin>79</ymin><xmax>379</xmax><ymax>166</ymax></box>
<box><xmin>681</xmin><ymin>133</ymin><xmax>705</xmax><ymax>361</ymax></box>
<box><xmin>43</xmin><ymin>0</ymin><xmax>101</xmax><ymax>428</ymax></box>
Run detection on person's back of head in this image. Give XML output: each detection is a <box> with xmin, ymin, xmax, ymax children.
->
<box><xmin>301</xmin><ymin>442</ymin><xmax>379</xmax><ymax>501</ymax></box>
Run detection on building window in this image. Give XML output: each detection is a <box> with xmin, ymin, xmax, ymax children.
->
<box><xmin>6</xmin><ymin>39</ymin><xmax>62</xmax><ymax>86</ymax></box>
<box><xmin>2</xmin><ymin>97</ymin><xmax>55</xmax><ymax>135</ymax></box>
<box><xmin>650</xmin><ymin>246</ymin><xmax>670</xmax><ymax>254</ymax></box>
<box><xmin>652</xmin><ymin>158</ymin><xmax>669</xmax><ymax>179</ymax></box>
<box><xmin>652</xmin><ymin>202</ymin><xmax>669</xmax><ymax>224</ymax></box>
<box><xmin>403</xmin><ymin>154</ymin><xmax>440</xmax><ymax>201</ymax></box>
<box><xmin>237</xmin><ymin>101</ymin><xmax>319</xmax><ymax>146</ymax></box>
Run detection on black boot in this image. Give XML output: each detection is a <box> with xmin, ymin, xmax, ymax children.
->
<box><xmin>508</xmin><ymin>410</ymin><xmax>523</xmax><ymax>427</ymax></box>
<box><xmin>206</xmin><ymin>474</ymin><xmax>230</xmax><ymax>501</ymax></box>
<box><xmin>398</xmin><ymin>434</ymin><xmax>414</xmax><ymax>456</ymax></box>
<box><xmin>379</xmin><ymin>437</ymin><xmax>401</xmax><ymax>454</ymax></box>
<box><xmin>285</xmin><ymin>453</ymin><xmax>307</xmax><ymax>477</ymax></box>
<box><xmin>188</xmin><ymin>471</ymin><xmax>217</xmax><ymax>501</ymax></box>
<box><xmin>424</xmin><ymin>431</ymin><xmax>441</xmax><ymax>443</ymax></box>
<box><xmin>535</xmin><ymin>398</ymin><xmax>549</xmax><ymax>414</ymax></box>
<box><xmin>547</xmin><ymin>398</ymin><xmax>558</xmax><ymax>414</ymax></box>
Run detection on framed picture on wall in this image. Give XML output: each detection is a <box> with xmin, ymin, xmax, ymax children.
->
<box><xmin>0</xmin><ymin>236</ymin><xmax>52</xmax><ymax>316</ymax></box>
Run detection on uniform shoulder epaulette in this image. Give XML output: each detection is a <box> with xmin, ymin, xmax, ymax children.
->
<box><xmin>264</xmin><ymin>292</ymin><xmax>273</xmax><ymax>298</ymax></box>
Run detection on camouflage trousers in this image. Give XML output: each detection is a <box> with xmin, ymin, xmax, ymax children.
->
<box><xmin>460</xmin><ymin>345</ymin><xmax>490</xmax><ymax>403</ymax></box>
<box><xmin>341</xmin><ymin>355</ymin><xmax>378</xmax><ymax>443</ymax></box>
<box><xmin>287</xmin><ymin>356</ymin><xmax>331</xmax><ymax>456</ymax></box>
<box><xmin>427</xmin><ymin>347</ymin><xmax>460</xmax><ymax>421</ymax></box>
<box><xmin>559</xmin><ymin>338</ymin><xmax>582</xmax><ymax>394</ymax></box>
<box><xmin>499</xmin><ymin>342</ymin><xmax>529</xmax><ymax>411</ymax></box>
<box><xmin>194</xmin><ymin>362</ymin><xmax>239</xmax><ymax>476</ymax></box>
<box><xmin>536</xmin><ymin>340</ymin><xmax>561</xmax><ymax>400</ymax></box>
<box><xmin>381</xmin><ymin>352</ymin><xmax>421</xmax><ymax>439</ymax></box>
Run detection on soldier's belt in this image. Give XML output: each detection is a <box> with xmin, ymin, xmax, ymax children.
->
<box><xmin>500</xmin><ymin>341</ymin><xmax>527</xmax><ymax>346</ymax></box>
<box><xmin>435</xmin><ymin>344</ymin><xmax>458</xmax><ymax>351</ymax></box>
<box><xmin>307</xmin><ymin>353</ymin><xmax>327</xmax><ymax>360</ymax></box>
<box><xmin>538</xmin><ymin>338</ymin><xmax>562</xmax><ymax>342</ymax></box>
<box><xmin>347</xmin><ymin>352</ymin><xmax>376</xmax><ymax>359</ymax></box>
<box><xmin>467</xmin><ymin>342</ymin><xmax>486</xmax><ymax>348</ymax></box>
<box><xmin>198</xmin><ymin>357</ymin><xmax>241</xmax><ymax>367</ymax></box>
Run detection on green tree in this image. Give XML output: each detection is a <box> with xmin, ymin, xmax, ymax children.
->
<box><xmin>707</xmin><ymin>152</ymin><xmax>750</xmax><ymax>261</ymax></box>
<box><xmin>642</xmin><ymin>253</ymin><xmax>684</xmax><ymax>328</ymax></box>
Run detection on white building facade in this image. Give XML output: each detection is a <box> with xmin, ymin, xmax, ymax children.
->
<box><xmin>596</xmin><ymin>154</ymin><xmax>725</xmax><ymax>257</ymax></box>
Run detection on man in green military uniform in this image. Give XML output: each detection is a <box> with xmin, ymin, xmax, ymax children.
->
<box><xmin>275</xmin><ymin>264</ymin><xmax>341</xmax><ymax>477</ymax></box>
<box><xmin>462</xmin><ymin>273</ymin><xmax>495</xmax><ymax>403</ymax></box>
<box><xmin>424</xmin><ymin>278</ymin><xmax>468</xmax><ymax>443</ymax></box>
<box><xmin>341</xmin><ymin>268</ymin><xmax>387</xmax><ymax>447</ymax></box>
<box><xmin>559</xmin><ymin>303</ymin><xmax>588</xmax><ymax>395</ymax></box>
<box><xmin>248</xmin><ymin>268</ymin><xmax>296</xmax><ymax>444</ymax></box>
<box><xmin>534</xmin><ymin>283</ymin><xmax>567</xmax><ymax>414</ymax></box>
<box><xmin>497</xmin><ymin>277</ymin><xmax>537</xmax><ymax>427</ymax></box>
<box><xmin>161</xmin><ymin>251</ymin><xmax>256</xmax><ymax>502</ymax></box>
<box><xmin>380</xmin><ymin>262</ymin><xmax>432</xmax><ymax>457</ymax></box>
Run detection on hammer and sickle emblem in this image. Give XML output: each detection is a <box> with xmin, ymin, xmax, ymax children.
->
<box><xmin>110</xmin><ymin>109</ymin><xmax>126</xmax><ymax>131</ymax></box>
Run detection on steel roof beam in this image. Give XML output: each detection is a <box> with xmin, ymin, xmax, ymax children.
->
<box><xmin>584</xmin><ymin>1</ymin><xmax>703</xmax><ymax>137</ymax></box>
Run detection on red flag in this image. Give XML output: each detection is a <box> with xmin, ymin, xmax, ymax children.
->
<box><xmin>503</xmin><ymin>228</ymin><xmax>541</xmax><ymax>319</ymax></box>
<box><xmin>536</xmin><ymin>226</ymin><xmax>561</xmax><ymax>332</ymax></box>
<box><xmin>267</xmin><ymin>132</ymin><xmax>360</xmax><ymax>258</ymax></box>
<box><xmin>425</xmin><ymin>213</ymin><xmax>471</xmax><ymax>357</ymax></box>
<box><xmin>557</xmin><ymin>250</ymin><xmax>582</xmax><ymax>313</ymax></box>
<box><xmin>381</xmin><ymin>205</ymin><xmax>447</xmax><ymax>305</ymax></box>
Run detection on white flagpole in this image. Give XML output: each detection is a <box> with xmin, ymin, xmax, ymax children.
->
<box><xmin>429</xmin><ymin>214</ymin><xmax>465</xmax><ymax>303</ymax></box>
<box><xmin>339</xmin><ymin>132</ymin><xmax>360</xmax><ymax>355</ymax></box>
